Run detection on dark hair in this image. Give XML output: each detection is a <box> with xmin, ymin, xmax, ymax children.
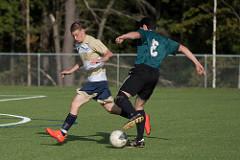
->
<box><xmin>138</xmin><ymin>17</ymin><xmax>156</xmax><ymax>30</ymax></box>
<box><xmin>70</xmin><ymin>21</ymin><xmax>84</xmax><ymax>32</ymax></box>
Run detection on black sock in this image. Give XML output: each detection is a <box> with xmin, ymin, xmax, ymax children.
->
<box><xmin>136</xmin><ymin>110</ymin><xmax>145</xmax><ymax>141</ymax></box>
<box><xmin>115</xmin><ymin>92</ymin><xmax>136</xmax><ymax>119</ymax></box>
<box><xmin>61</xmin><ymin>113</ymin><xmax>77</xmax><ymax>135</ymax></box>
<box><xmin>120</xmin><ymin>110</ymin><xmax>129</xmax><ymax>119</ymax></box>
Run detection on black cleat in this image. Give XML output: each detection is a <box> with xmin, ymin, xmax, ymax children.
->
<box><xmin>122</xmin><ymin>113</ymin><xmax>144</xmax><ymax>130</ymax></box>
<box><xmin>127</xmin><ymin>138</ymin><xmax>145</xmax><ymax>148</ymax></box>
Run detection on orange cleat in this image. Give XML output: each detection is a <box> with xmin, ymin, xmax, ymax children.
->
<box><xmin>45</xmin><ymin>128</ymin><xmax>66</xmax><ymax>143</ymax></box>
<box><xmin>144</xmin><ymin>114</ymin><xmax>151</xmax><ymax>136</ymax></box>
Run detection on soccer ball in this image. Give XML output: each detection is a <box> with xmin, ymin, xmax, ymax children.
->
<box><xmin>109</xmin><ymin>130</ymin><xmax>128</xmax><ymax>148</ymax></box>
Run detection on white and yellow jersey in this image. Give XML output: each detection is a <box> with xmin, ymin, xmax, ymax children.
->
<box><xmin>75</xmin><ymin>35</ymin><xmax>108</xmax><ymax>82</ymax></box>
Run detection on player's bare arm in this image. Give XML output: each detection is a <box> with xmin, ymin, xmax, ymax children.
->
<box><xmin>91</xmin><ymin>50</ymin><xmax>113</xmax><ymax>64</ymax></box>
<box><xmin>115</xmin><ymin>32</ymin><xmax>141</xmax><ymax>44</ymax></box>
<box><xmin>178</xmin><ymin>44</ymin><xmax>205</xmax><ymax>75</ymax></box>
<box><xmin>101</xmin><ymin>50</ymin><xmax>113</xmax><ymax>62</ymax></box>
<box><xmin>61</xmin><ymin>63</ymin><xmax>81</xmax><ymax>78</ymax></box>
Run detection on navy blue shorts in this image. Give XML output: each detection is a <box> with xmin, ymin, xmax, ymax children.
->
<box><xmin>79</xmin><ymin>81</ymin><xmax>112</xmax><ymax>102</ymax></box>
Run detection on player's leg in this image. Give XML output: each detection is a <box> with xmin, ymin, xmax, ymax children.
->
<box><xmin>115</xmin><ymin>90</ymin><xmax>136</xmax><ymax>119</ymax></box>
<box><xmin>129</xmin><ymin>66</ymin><xmax>159</xmax><ymax>147</ymax></box>
<box><xmin>101</xmin><ymin>97</ymin><xmax>133</xmax><ymax>119</ymax></box>
<box><xmin>98</xmin><ymin>93</ymin><xmax>122</xmax><ymax>115</ymax></box>
<box><xmin>114</xmin><ymin>69</ymin><xmax>142</xmax><ymax>119</ymax></box>
<box><xmin>134</xmin><ymin>96</ymin><xmax>148</xmax><ymax>142</ymax></box>
<box><xmin>92</xmin><ymin>81</ymin><xmax>123</xmax><ymax>116</ymax></box>
<box><xmin>61</xmin><ymin>92</ymin><xmax>91</xmax><ymax>135</ymax></box>
<box><xmin>135</xmin><ymin>97</ymin><xmax>151</xmax><ymax>136</ymax></box>
<box><xmin>102</xmin><ymin>102</ymin><xmax>125</xmax><ymax>115</ymax></box>
<box><xmin>126</xmin><ymin>97</ymin><xmax>148</xmax><ymax>147</ymax></box>
<box><xmin>46</xmin><ymin>86</ymin><xmax>93</xmax><ymax>143</ymax></box>
<box><xmin>115</xmin><ymin>73</ymin><xmax>146</xmax><ymax>130</ymax></box>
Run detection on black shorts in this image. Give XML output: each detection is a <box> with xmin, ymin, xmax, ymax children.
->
<box><xmin>119</xmin><ymin>64</ymin><xmax>160</xmax><ymax>100</ymax></box>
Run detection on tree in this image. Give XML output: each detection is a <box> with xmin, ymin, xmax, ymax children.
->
<box><xmin>1</xmin><ymin>0</ymin><xmax>239</xmax><ymax>86</ymax></box>
<box><xmin>62</xmin><ymin>0</ymin><xmax>76</xmax><ymax>86</ymax></box>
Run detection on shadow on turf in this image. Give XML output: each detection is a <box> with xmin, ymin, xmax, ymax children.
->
<box><xmin>38</xmin><ymin>131</ymin><xmax>169</xmax><ymax>147</ymax></box>
<box><xmin>38</xmin><ymin>131</ymin><xmax>111</xmax><ymax>146</ymax></box>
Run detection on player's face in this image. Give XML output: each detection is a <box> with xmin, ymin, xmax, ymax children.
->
<box><xmin>72</xmin><ymin>29</ymin><xmax>85</xmax><ymax>42</ymax></box>
<box><xmin>141</xmin><ymin>24</ymin><xmax>149</xmax><ymax>31</ymax></box>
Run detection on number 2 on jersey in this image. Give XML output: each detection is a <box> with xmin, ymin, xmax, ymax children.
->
<box><xmin>150</xmin><ymin>39</ymin><xmax>159</xmax><ymax>57</ymax></box>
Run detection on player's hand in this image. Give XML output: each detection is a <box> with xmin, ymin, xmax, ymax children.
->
<box><xmin>90</xmin><ymin>58</ymin><xmax>102</xmax><ymax>64</ymax></box>
<box><xmin>115</xmin><ymin>37</ymin><xmax>124</xmax><ymax>44</ymax></box>
<box><xmin>195</xmin><ymin>63</ymin><xmax>205</xmax><ymax>75</ymax></box>
<box><xmin>60</xmin><ymin>70</ymin><xmax>69</xmax><ymax>79</ymax></box>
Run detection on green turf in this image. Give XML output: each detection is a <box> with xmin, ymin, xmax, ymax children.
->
<box><xmin>0</xmin><ymin>86</ymin><xmax>239</xmax><ymax>160</ymax></box>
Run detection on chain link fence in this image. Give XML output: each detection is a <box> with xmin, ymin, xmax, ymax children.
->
<box><xmin>0</xmin><ymin>53</ymin><xmax>239</xmax><ymax>89</ymax></box>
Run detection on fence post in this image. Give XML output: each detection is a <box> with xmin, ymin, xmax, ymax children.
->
<box><xmin>204</xmin><ymin>54</ymin><xmax>208</xmax><ymax>88</ymax></box>
<box><xmin>117</xmin><ymin>54</ymin><xmax>120</xmax><ymax>89</ymax></box>
<box><xmin>37</xmin><ymin>53</ymin><xmax>41</xmax><ymax>86</ymax></box>
<box><xmin>238</xmin><ymin>57</ymin><xmax>240</xmax><ymax>89</ymax></box>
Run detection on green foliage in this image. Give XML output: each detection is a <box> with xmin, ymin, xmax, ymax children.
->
<box><xmin>0</xmin><ymin>0</ymin><xmax>20</xmax><ymax>33</ymax></box>
<box><xmin>0</xmin><ymin>0</ymin><xmax>239</xmax><ymax>54</ymax></box>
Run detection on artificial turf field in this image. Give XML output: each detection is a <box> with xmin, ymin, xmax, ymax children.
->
<box><xmin>0</xmin><ymin>86</ymin><xmax>239</xmax><ymax>160</ymax></box>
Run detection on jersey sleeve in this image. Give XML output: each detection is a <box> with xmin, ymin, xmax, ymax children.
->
<box><xmin>137</xmin><ymin>29</ymin><xmax>147</xmax><ymax>42</ymax></box>
<box><xmin>166</xmin><ymin>38</ymin><xmax>180</xmax><ymax>55</ymax></box>
<box><xmin>89</xmin><ymin>39</ymin><xmax>109</xmax><ymax>56</ymax></box>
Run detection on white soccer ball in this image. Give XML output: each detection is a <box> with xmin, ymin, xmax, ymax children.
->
<box><xmin>109</xmin><ymin>130</ymin><xmax>128</xmax><ymax>148</ymax></box>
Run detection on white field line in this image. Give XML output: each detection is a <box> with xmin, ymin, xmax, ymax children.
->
<box><xmin>0</xmin><ymin>95</ymin><xmax>47</xmax><ymax>102</ymax></box>
<box><xmin>0</xmin><ymin>113</ymin><xmax>31</xmax><ymax>127</ymax></box>
<box><xmin>0</xmin><ymin>95</ymin><xmax>38</xmax><ymax>97</ymax></box>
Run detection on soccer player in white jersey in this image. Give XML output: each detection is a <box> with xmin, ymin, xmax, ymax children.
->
<box><xmin>45</xmin><ymin>21</ymin><xmax>123</xmax><ymax>143</ymax></box>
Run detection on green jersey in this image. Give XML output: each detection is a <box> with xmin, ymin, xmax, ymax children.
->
<box><xmin>136</xmin><ymin>29</ymin><xmax>180</xmax><ymax>69</ymax></box>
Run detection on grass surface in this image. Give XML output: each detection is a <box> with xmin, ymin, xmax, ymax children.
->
<box><xmin>0</xmin><ymin>86</ymin><xmax>240</xmax><ymax>160</ymax></box>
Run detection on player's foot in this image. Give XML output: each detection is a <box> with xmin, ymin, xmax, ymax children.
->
<box><xmin>122</xmin><ymin>113</ymin><xmax>144</xmax><ymax>130</ymax></box>
<box><xmin>126</xmin><ymin>138</ymin><xmax>145</xmax><ymax>148</ymax></box>
<box><xmin>45</xmin><ymin>128</ymin><xmax>66</xmax><ymax>143</ymax></box>
<box><xmin>144</xmin><ymin>114</ymin><xmax>151</xmax><ymax>136</ymax></box>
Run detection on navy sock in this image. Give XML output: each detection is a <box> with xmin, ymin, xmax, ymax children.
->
<box><xmin>61</xmin><ymin>113</ymin><xmax>77</xmax><ymax>135</ymax></box>
<box><xmin>136</xmin><ymin>110</ymin><xmax>145</xmax><ymax>141</ymax></box>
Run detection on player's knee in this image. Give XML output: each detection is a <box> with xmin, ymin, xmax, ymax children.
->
<box><xmin>105</xmin><ymin>107</ymin><xmax>113</xmax><ymax>114</ymax></box>
<box><xmin>107</xmin><ymin>109</ymin><xmax>117</xmax><ymax>114</ymax></box>
<box><xmin>102</xmin><ymin>103</ymin><xmax>119</xmax><ymax>114</ymax></box>
<box><xmin>114</xmin><ymin>91</ymin><xmax>129</xmax><ymax>107</ymax></box>
<box><xmin>102</xmin><ymin>103</ymin><xmax>113</xmax><ymax>113</ymax></box>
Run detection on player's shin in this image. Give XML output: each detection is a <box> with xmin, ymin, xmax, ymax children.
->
<box><xmin>61</xmin><ymin>113</ymin><xmax>77</xmax><ymax>135</ymax></box>
<box><xmin>108</xmin><ymin>102</ymin><xmax>129</xmax><ymax>119</ymax></box>
<box><xmin>120</xmin><ymin>109</ymin><xmax>129</xmax><ymax>119</ymax></box>
<box><xmin>114</xmin><ymin>91</ymin><xmax>136</xmax><ymax>119</ymax></box>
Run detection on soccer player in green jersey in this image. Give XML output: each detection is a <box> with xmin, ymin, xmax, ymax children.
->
<box><xmin>115</xmin><ymin>17</ymin><xmax>205</xmax><ymax>147</ymax></box>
